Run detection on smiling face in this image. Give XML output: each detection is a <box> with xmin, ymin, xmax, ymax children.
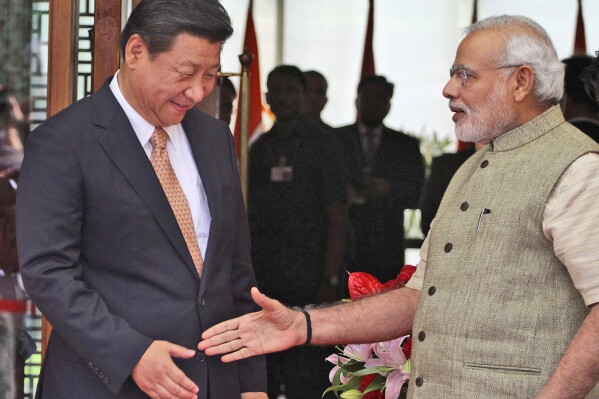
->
<box><xmin>119</xmin><ymin>33</ymin><xmax>222</xmax><ymax>127</ymax></box>
<box><xmin>443</xmin><ymin>29</ymin><xmax>519</xmax><ymax>144</ymax></box>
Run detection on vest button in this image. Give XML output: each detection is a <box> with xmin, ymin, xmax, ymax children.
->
<box><xmin>444</xmin><ymin>243</ymin><xmax>453</xmax><ymax>253</ymax></box>
<box><xmin>460</xmin><ymin>201</ymin><xmax>469</xmax><ymax>211</ymax></box>
<box><xmin>415</xmin><ymin>376</ymin><xmax>424</xmax><ymax>386</ymax></box>
<box><xmin>428</xmin><ymin>286</ymin><xmax>436</xmax><ymax>295</ymax></box>
<box><xmin>418</xmin><ymin>331</ymin><xmax>426</xmax><ymax>341</ymax></box>
<box><xmin>480</xmin><ymin>160</ymin><xmax>489</xmax><ymax>168</ymax></box>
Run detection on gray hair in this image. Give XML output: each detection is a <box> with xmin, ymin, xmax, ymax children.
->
<box><xmin>466</xmin><ymin>15</ymin><xmax>564</xmax><ymax>105</ymax></box>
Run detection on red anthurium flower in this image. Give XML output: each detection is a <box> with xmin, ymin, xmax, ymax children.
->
<box><xmin>359</xmin><ymin>373</ymin><xmax>377</xmax><ymax>391</ymax></box>
<box><xmin>360</xmin><ymin>374</ymin><xmax>384</xmax><ymax>399</ymax></box>
<box><xmin>348</xmin><ymin>272</ymin><xmax>383</xmax><ymax>299</ymax></box>
<box><xmin>402</xmin><ymin>336</ymin><xmax>412</xmax><ymax>359</ymax></box>
<box><xmin>397</xmin><ymin>265</ymin><xmax>417</xmax><ymax>286</ymax></box>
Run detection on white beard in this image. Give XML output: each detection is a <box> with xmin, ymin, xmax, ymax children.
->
<box><xmin>452</xmin><ymin>87</ymin><xmax>517</xmax><ymax>144</ymax></box>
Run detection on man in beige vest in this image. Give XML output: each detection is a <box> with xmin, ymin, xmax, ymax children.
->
<box><xmin>199</xmin><ymin>15</ymin><xmax>599</xmax><ymax>399</ymax></box>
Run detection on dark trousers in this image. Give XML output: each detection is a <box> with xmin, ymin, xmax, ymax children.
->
<box><xmin>266</xmin><ymin>346</ymin><xmax>335</xmax><ymax>399</ymax></box>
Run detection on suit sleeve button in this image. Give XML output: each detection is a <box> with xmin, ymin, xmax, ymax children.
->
<box><xmin>199</xmin><ymin>297</ymin><xmax>205</xmax><ymax>306</ymax></box>
<box><xmin>103</xmin><ymin>376</ymin><xmax>110</xmax><ymax>384</ymax></box>
<box><xmin>195</xmin><ymin>352</ymin><xmax>205</xmax><ymax>362</ymax></box>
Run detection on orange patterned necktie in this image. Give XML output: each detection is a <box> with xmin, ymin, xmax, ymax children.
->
<box><xmin>150</xmin><ymin>127</ymin><xmax>203</xmax><ymax>276</ymax></box>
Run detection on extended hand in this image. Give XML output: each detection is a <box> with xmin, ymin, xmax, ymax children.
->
<box><xmin>198</xmin><ymin>287</ymin><xmax>305</xmax><ymax>362</ymax></box>
<box><xmin>131</xmin><ymin>340</ymin><xmax>199</xmax><ymax>399</ymax></box>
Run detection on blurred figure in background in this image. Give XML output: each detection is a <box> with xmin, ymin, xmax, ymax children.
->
<box><xmin>335</xmin><ymin>74</ymin><xmax>424</xmax><ymax>283</ymax></box>
<box><xmin>561</xmin><ymin>55</ymin><xmax>599</xmax><ymax>142</ymax></box>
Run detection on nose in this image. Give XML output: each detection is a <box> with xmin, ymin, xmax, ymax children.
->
<box><xmin>442</xmin><ymin>76</ymin><xmax>459</xmax><ymax>100</ymax></box>
<box><xmin>185</xmin><ymin>78</ymin><xmax>208</xmax><ymax>104</ymax></box>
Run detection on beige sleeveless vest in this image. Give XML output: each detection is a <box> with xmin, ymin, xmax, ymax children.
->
<box><xmin>408</xmin><ymin>106</ymin><xmax>599</xmax><ymax>399</ymax></box>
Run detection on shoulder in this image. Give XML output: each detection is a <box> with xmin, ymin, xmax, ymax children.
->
<box><xmin>383</xmin><ymin>126</ymin><xmax>420</xmax><ymax>145</ymax></box>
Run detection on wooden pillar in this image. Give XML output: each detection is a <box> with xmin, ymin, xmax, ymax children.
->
<box><xmin>92</xmin><ymin>0</ymin><xmax>121</xmax><ymax>92</ymax></box>
<box><xmin>43</xmin><ymin>0</ymin><xmax>78</xmax><ymax>356</ymax></box>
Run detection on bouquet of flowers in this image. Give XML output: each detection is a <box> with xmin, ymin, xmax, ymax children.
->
<box><xmin>324</xmin><ymin>265</ymin><xmax>417</xmax><ymax>399</ymax></box>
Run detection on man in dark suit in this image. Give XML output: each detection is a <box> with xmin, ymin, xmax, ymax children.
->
<box><xmin>16</xmin><ymin>1</ymin><xmax>266</xmax><ymax>398</ymax></box>
<box><xmin>335</xmin><ymin>75</ymin><xmax>424</xmax><ymax>282</ymax></box>
<box><xmin>561</xmin><ymin>55</ymin><xmax>599</xmax><ymax>143</ymax></box>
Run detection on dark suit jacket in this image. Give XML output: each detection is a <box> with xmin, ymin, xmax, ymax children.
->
<box><xmin>569</xmin><ymin>118</ymin><xmax>599</xmax><ymax>144</ymax></box>
<box><xmin>419</xmin><ymin>148</ymin><xmax>476</xmax><ymax>236</ymax></box>
<box><xmin>334</xmin><ymin>124</ymin><xmax>424</xmax><ymax>282</ymax></box>
<box><xmin>16</xmin><ymin>82</ymin><xmax>265</xmax><ymax>398</ymax></box>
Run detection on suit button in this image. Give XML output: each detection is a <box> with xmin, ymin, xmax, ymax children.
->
<box><xmin>418</xmin><ymin>331</ymin><xmax>426</xmax><ymax>341</ymax></box>
<box><xmin>98</xmin><ymin>371</ymin><xmax>105</xmax><ymax>379</ymax></box>
<box><xmin>199</xmin><ymin>297</ymin><xmax>205</xmax><ymax>306</ymax></box>
<box><xmin>103</xmin><ymin>376</ymin><xmax>110</xmax><ymax>384</ymax></box>
<box><xmin>88</xmin><ymin>361</ymin><xmax>94</xmax><ymax>369</ymax></box>
<box><xmin>460</xmin><ymin>201</ymin><xmax>469</xmax><ymax>211</ymax></box>
<box><xmin>480</xmin><ymin>160</ymin><xmax>489</xmax><ymax>168</ymax></box>
<box><xmin>93</xmin><ymin>367</ymin><xmax>99</xmax><ymax>374</ymax></box>
<box><xmin>428</xmin><ymin>286</ymin><xmax>436</xmax><ymax>296</ymax></box>
<box><xmin>444</xmin><ymin>243</ymin><xmax>453</xmax><ymax>253</ymax></box>
<box><xmin>195</xmin><ymin>352</ymin><xmax>205</xmax><ymax>362</ymax></box>
<box><xmin>415</xmin><ymin>376</ymin><xmax>424</xmax><ymax>386</ymax></box>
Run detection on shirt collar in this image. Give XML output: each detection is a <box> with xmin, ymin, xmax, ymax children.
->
<box><xmin>491</xmin><ymin>105</ymin><xmax>565</xmax><ymax>152</ymax></box>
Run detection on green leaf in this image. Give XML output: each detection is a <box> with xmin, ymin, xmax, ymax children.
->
<box><xmin>403</xmin><ymin>359</ymin><xmax>411</xmax><ymax>373</ymax></box>
<box><xmin>350</xmin><ymin>366</ymin><xmax>393</xmax><ymax>377</ymax></box>
<box><xmin>363</xmin><ymin>374</ymin><xmax>386</xmax><ymax>393</ymax></box>
<box><xmin>341</xmin><ymin>361</ymin><xmax>367</xmax><ymax>373</ymax></box>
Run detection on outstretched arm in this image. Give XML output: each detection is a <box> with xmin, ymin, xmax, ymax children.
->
<box><xmin>198</xmin><ymin>286</ymin><xmax>420</xmax><ymax>362</ymax></box>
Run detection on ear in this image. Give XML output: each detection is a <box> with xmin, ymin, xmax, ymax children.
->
<box><xmin>123</xmin><ymin>34</ymin><xmax>147</xmax><ymax>69</ymax></box>
<box><xmin>512</xmin><ymin>65</ymin><xmax>535</xmax><ymax>103</ymax></box>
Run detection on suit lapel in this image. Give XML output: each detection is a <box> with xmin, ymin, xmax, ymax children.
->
<box><xmin>93</xmin><ymin>83</ymin><xmax>199</xmax><ymax>279</ymax></box>
<box><xmin>183</xmin><ymin>116</ymin><xmax>222</xmax><ymax>288</ymax></box>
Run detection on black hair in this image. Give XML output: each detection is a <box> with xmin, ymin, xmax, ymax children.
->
<box><xmin>563</xmin><ymin>55</ymin><xmax>599</xmax><ymax>112</ymax></box>
<box><xmin>303</xmin><ymin>70</ymin><xmax>328</xmax><ymax>92</ymax></box>
<box><xmin>267</xmin><ymin>65</ymin><xmax>307</xmax><ymax>92</ymax></box>
<box><xmin>220</xmin><ymin>76</ymin><xmax>236</xmax><ymax>96</ymax></box>
<box><xmin>580</xmin><ymin>51</ymin><xmax>599</xmax><ymax>104</ymax></box>
<box><xmin>120</xmin><ymin>0</ymin><xmax>233</xmax><ymax>59</ymax></box>
<box><xmin>357</xmin><ymin>74</ymin><xmax>394</xmax><ymax>99</ymax></box>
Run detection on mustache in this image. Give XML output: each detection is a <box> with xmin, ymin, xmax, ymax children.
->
<box><xmin>449</xmin><ymin>101</ymin><xmax>468</xmax><ymax>114</ymax></box>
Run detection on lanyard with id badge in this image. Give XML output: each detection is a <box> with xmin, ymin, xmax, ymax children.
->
<box><xmin>271</xmin><ymin>155</ymin><xmax>293</xmax><ymax>183</ymax></box>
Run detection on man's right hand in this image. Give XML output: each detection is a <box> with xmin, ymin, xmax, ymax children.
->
<box><xmin>198</xmin><ymin>287</ymin><xmax>305</xmax><ymax>362</ymax></box>
<box><xmin>131</xmin><ymin>340</ymin><xmax>199</xmax><ymax>399</ymax></box>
